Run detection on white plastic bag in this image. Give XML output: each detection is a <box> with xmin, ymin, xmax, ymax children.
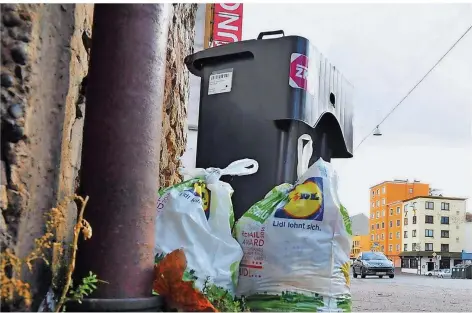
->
<box><xmin>154</xmin><ymin>159</ymin><xmax>258</xmax><ymax>296</ymax></box>
<box><xmin>235</xmin><ymin>135</ymin><xmax>352</xmax><ymax>312</ymax></box>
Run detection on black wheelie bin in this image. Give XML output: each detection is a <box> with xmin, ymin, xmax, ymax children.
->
<box><xmin>185</xmin><ymin>30</ymin><xmax>354</xmax><ymax>219</ymax></box>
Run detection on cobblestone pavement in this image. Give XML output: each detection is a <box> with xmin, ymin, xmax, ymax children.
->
<box><xmin>351</xmin><ymin>272</ymin><xmax>472</xmax><ymax>311</ymax></box>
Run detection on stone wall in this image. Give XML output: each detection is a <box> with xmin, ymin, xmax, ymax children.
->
<box><xmin>1</xmin><ymin>2</ymin><xmax>93</xmax><ymax>260</ymax></box>
<box><xmin>1</xmin><ymin>3</ymin><xmax>196</xmax><ymax>308</ymax></box>
<box><xmin>159</xmin><ymin>3</ymin><xmax>197</xmax><ymax>188</ymax></box>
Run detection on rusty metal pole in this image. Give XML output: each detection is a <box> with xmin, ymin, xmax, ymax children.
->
<box><xmin>71</xmin><ymin>4</ymin><xmax>169</xmax><ymax>311</ymax></box>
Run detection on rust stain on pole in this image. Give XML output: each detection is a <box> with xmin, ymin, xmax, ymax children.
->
<box><xmin>75</xmin><ymin>4</ymin><xmax>169</xmax><ymax>299</ymax></box>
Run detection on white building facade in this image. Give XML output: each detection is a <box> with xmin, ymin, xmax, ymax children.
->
<box><xmin>400</xmin><ymin>196</ymin><xmax>467</xmax><ymax>274</ymax></box>
<box><xmin>465</xmin><ymin>221</ymin><xmax>472</xmax><ymax>252</ymax></box>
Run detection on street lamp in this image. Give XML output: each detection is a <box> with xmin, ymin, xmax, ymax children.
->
<box><xmin>415</xmin><ymin>242</ymin><xmax>421</xmax><ymax>275</ymax></box>
<box><xmin>373</xmin><ymin>126</ymin><xmax>382</xmax><ymax>136</ymax></box>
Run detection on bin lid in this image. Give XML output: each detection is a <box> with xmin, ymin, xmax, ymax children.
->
<box><xmin>185</xmin><ymin>32</ymin><xmax>354</xmax><ymax>159</ymax></box>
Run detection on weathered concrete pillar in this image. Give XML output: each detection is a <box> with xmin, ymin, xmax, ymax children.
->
<box><xmin>73</xmin><ymin>4</ymin><xmax>169</xmax><ymax>310</ymax></box>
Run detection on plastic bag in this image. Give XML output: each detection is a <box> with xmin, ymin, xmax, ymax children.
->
<box><xmin>235</xmin><ymin>135</ymin><xmax>352</xmax><ymax>312</ymax></box>
<box><xmin>153</xmin><ymin>159</ymin><xmax>258</xmax><ymax>309</ymax></box>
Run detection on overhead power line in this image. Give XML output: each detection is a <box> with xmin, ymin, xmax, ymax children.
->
<box><xmin>355</xmin><ymin>24</ymin><xmax>472</xmax><ymax>152</ymax></box>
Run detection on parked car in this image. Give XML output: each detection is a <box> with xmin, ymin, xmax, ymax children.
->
<box><xmin>352</xmin><ymin>251</ymin><xmax>395</xmax><ymax>279</ymax></box>
<box><xmin>423</xmin><ymin>270</ymin><xmax>436</xmax><ymax>276</ymax></box>
<box><xmin>437</xmin><ymin>268</ymin><xmax>452</xmax><ymax>278</ymax></box>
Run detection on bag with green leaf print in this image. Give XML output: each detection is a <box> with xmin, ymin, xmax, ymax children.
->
<box><xmin>154</xmin><ymin>159</ymin><xmax>258</xmax><ymax>297</ymax></box>
<box><xmin>235</xmin><ymin>134</ymin><xmax>353</xmax><ymax>312</ymax></box>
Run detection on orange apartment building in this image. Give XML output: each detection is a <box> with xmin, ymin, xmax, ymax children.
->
<box><xmin>369</xmin><ymin>180</ymin><xmax>429</xmax><ymax>267</ymax></box>
<box><xmin>351</xmin><ymin>234</ymin><xmax>371</xmax><ymax>259</ymax></box>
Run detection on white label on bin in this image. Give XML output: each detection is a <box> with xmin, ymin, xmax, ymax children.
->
<box><xmin>208</xmin><ymin>68</ymin><xmax>233</xmax><ymax>95</ymax></box>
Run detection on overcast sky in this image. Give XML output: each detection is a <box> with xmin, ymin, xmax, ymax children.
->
<box><xmin>242</xmin><ymin>3</ymin><xmax>472</xmax><ymax>215</ymax></box>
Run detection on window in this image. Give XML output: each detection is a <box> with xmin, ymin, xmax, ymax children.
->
<box><xmin>389</xmin><ymin>232</ymin><xmax>393</xmax><ymax>239</ymax></box>
<box><xmin>381</xmin><ymin>233</ymin><xmax>384</xmax><ymax>240</ymax></box>
<box><xmin>404</xmin><ymin>204</ymin><xmax>408</xmax><ymax>213</ymax></box>
<box><xmin>439</xmin><ymin>259</ymin><xmax>450</xmax><ymax>269</ymax></box>
<box><xmin>412</xmin><ymin>229</ymin><xmax>417</xmax><ymax>237</ymax></box>
<box><xmin>377</xmin><ymin>189</ymin><xmax>380</xmax><ymax>195</ymax></box>
<box><xmin>409</xmin><ymin>188</ymin><xmax>413</xmax><ymax>194</ymax></box>
<box><xmin>410</xmin><ymin>258</ymin><xmax>418</xmax><ymax>268</ymax></box>
<box><xmin>382</xmin><ymin>210</ymin><xmax>385</xmax><ymax>217</ymax></box>
<box><xmin>441</xmin><ymin>244</ymin><xmax>449</xmax><ymax>252</ymax></box>
<box><xmin>425</xmin><ymin>215</ymin><xmax>434</xmax><ymax>224</ymax></box>
<box><xmin>404</xmin><ymin>231</ymin><xmax>408</xmax><ymax>238</ymax></box>
<box><xmin>425</xmin><ymin>229</ymin><xmax>434</xmax><ymax>237</ymax></box>
<box><xmin>376</xmin><ymin>234</ymin><xmax>379</xmax><ymax>240</ymax></box>
<box><xmin>371</xmin><ymin>224</ymin><xmax>374</xmax><ymax>230</ymax></box>
<box><xmin>404</xmin><ymin>217</ymin><xmax>408</xmax><ymax>225</ymax></box>
<box><xmin>396</xmin><ymin>219</ymin><xmax>400</xmax><ymax>226</ymax></box>
<box><xmin>382</xmin><ymin>186</ymin><xmax>386</xmax><ymax>194</ymax></box>
<box><xmin>396</xmin><ymin>231</ymin><xmax>400</xmax><ymax>239</ymax></box>
<box><xmin>413</xmin><ymin>216</ymin><xmax>417</xmax><ymax>224</ymax></box>
<box><xmin>396</xmin><ymin>206</ymin><xmax>400</xmax><ymax>214</ymax></box>
<box><xmin>371</xmin><ymin>234</ymin><xmax>374</xmax><ymax>240</ymax></box>
<box><xmin>390</xmin><ymin>208</ymin><xmax>393</xmax><ymax>215</ymax></box>
<box><xmin>389</xmin><ymin>221</ymin><xmax>393</xmax><ymax>227</ymax></box>
<box><xmin>382</xmin><ymin>198</ymin><xmax>386</xmax><ymax>205</ymax></box>
<box><xmin>376</xmin><ymin>223</ymin><xmax>379</xmax><ymax>229</ymax></box>
<box><xmin>372</xmin><ymin>190</ymin><xmax>375</xmax><ymax>196</ymax></box>
<box><xmin>376</xmin><ymin>200</ymin><xmax>380</xmax><ymax>207</ymax></box>
<box><xmin>381</xmin><ymin>222</ymin><xmax>385</xmax><ymax>229</ymax></box>
<box><xmin>396</xmin><ymin>244</ymin><xmax>400</xmax><ymax>251</ymax></box>
<box><xmin>441</xmin><ymin>202</ymin><xmax>450</xmax><ymax>211</ymax></box>
<box><xmin>372</xmin><ymin>202</ymin><xmax>375</xmax><ymax>208</ymax></box>
<box><xmin>404</xmin><ymin>244</ymin><xmax>408</xmax><ymax>251</ymax></box>
<box><xmin>425</xmin><ymin>243</ymin><xmax>433</xmax><ymax>251</ymax></box>
<box><xmin>426</xmin><ymin>201</ymin><xmax>434</xmax><ymax>209</ymax></box>
<box><xmin>441</xmin><ymin>230</ymin><xmax>450</xmax><ymax>238</ymax></box>
<box><xmin>441</xmin><ymin>216</ymin><xmax>449</xmax><ymax>224</ymax></box>
<box><xmin>412</xmin><ymin>243</ymin><xmax>417</xmax><ymax>251</ymax></box>
<box><xmin>389</xmin><ymin>244</ymin><xmax>392</xmax><ymax>252</ymax></box>
<box><xmin>376</xmin><ymin>211</ymin><xmax>380</xmax><ymax>218</ymax></box>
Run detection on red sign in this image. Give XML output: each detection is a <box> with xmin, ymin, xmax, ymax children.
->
<box><xmin>211</xmin><ymin>3</ymin><xmax>243</xmax><ymax>46</ymax></box>
<box><xmin>289</xmin><ymin>53</ymin><xmax>309</xmax><ymax>91</ymax></box>
<box><xmin>214</xmin><ymin>3</ymin><xmax>243</xmax><ymax>15</ymax></box>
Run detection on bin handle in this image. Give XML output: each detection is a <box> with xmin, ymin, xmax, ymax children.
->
<box><xmin>257</xmin><ymin>30</ymin><xmax>285</xmax><ymax>40</ymax></box>
<box><xmin>297</xmin><ymin>134</ymin><xmax>313</xmax><ymax>178</ymax></box>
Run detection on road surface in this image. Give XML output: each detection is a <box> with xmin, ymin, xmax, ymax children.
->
<box><xmin>351</xmin><ymin>272</ymin><xmax>472</xmax><ymax>311</ymax></box>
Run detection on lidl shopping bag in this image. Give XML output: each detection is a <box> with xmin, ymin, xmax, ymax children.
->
<box><xmin>153</xmin><ymin>159</ymin><xmax>259</xmax><ymax>309</ymax></box>
<box><xmin>235</xmin><ymin>135</ymin><xmax>352</xmax><ymax>312</ymax></box>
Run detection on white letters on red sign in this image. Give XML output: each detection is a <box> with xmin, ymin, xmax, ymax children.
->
<box><xmin>220</xmin><ymin>3</ymin><xmax>240</xmax><ymax>11</ymax></box>
<box><xmin>218</xmin><ymin>14</ymin><xmax>239</xmax><ymax>31</ymax></box>
<box><xmin>212</xmin><ymin>3</ymin><xmax>243</xmax><ymax>46</ymax></box>
<box><xmin>295</xmin><ymin>64</ymin><xmax>308</xmax><ymax>79</ymax></box>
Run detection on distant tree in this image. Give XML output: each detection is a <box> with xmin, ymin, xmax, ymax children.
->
<box><xmin>466</xmin><ymin>212</ymin><xmax>472</xmax><ymax>222</ymax></box>
<box><xmin>429</xmin><ymin>188</ymin><xmax>443</xmax><ymax>196</ymax></box>
<box><xmin>413</xmin><ymin>242</ymin><xmax>422</xmax><ymax>252</ymax></box>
